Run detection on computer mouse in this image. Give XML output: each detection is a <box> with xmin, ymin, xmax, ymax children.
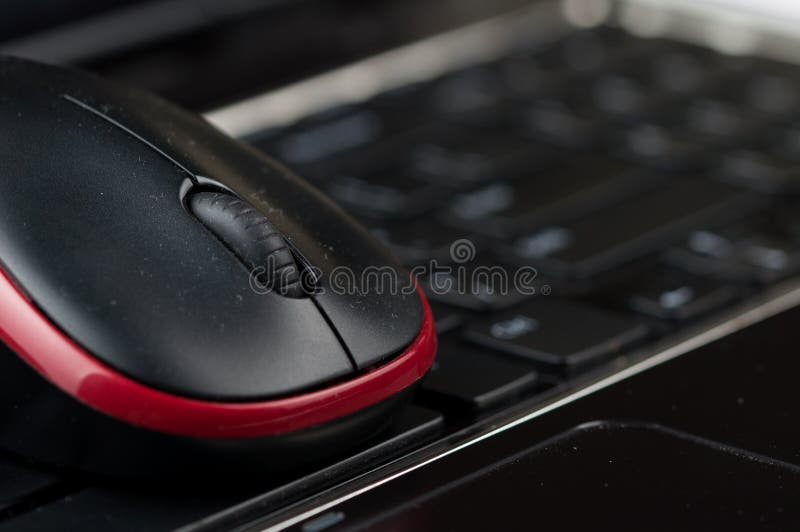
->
<box><xmin>0</xmin><ymin>56</ymin><xmax>436</xmax><ymax>478</ymax></box>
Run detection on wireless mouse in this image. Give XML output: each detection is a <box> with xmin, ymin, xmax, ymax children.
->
<box><xmin>0</xmin><ymin>56</ymin><xmax>436</xmax><ymax>477</ymax></box>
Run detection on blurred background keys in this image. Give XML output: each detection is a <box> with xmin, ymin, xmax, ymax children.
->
<box><xmin>503</xmin><ymin>180</ymin><xmax>762</xmax><ymax>279</ymax></box>
<box><xmin>446</xmin><ymin>155</ymin><xmax>645</xmax><ymax>238</ymax></box>
<box><xmin>272</xmin><ymin>108</ymin><xmax>386</xmax><ymax>167</ymax></box>
<box><xmin>623</xmin><ymin>268</ymin><xmax>741</xmax><ymax>322</ymax></box>
<box><xmin>716</xmin><ymin>149</ymin><xmax>800</xmax><ymax>193</ymax></box>
<box><xmin>325</xmin><ymin>169</ymin><xmax>446</xmax><ymax>219</ymax></box>
<box><xmin>667</xmin><ymin>210</ymin><xmax>800</xmax><ymax>284</ymax></box>
<box><xmin>610</xmin><ymin>123</ymin><xmax>703</xmax><ymax>172</ymax></box>
<box><xmin>520</xmin><ymin>99</ymin><xmax>599</xmax><ymax>149</ymax></box>
<box><xmin>677</xmin><ymin>99</ymin><xmax>760</xmax><ymax>147</ymax></box>
<box><xmin>407</xmin><ymin>125</ymin><xmax>555</xmax><ymax>186</ymax></box>
<box><xmin>368</xmin><ymin>219</ymin><xmax>478</xmax><ymax>264</ymax></box>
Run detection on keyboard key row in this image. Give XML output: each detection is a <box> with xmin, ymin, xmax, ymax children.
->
<box><xmin>501</xmin><ymin>180</ymin><xmax>762</xmax><ymax>279</ymax></box>
<box><xmin>445</xmin><ymin>154</ymin><xmax>647</xmax><ymax>238</ymax></box>
<box><xmin>667</xmin><ymin>209</ymin><xmax>800</xmax><ymax>284</ymax></box>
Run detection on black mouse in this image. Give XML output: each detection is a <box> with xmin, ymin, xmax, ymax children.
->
<box><xmin>0</xmin><ymin>56</ymin><xmax>436</xmax><ymax>478</ymax></box>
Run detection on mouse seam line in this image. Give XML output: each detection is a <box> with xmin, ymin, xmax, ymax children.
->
<box><xmin>309</xmin><ymin>296</ymin><xmax>358</xmax><ymax>371</ymax></box>
<box><xmin>61</xmin><ymin>93</ymin><xmax>197</xmax><ymax>181</ymax></box>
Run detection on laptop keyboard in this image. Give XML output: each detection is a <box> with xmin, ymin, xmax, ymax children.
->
<box><xmin>4</xmin><ymin>23</ymin><xmax>800</xmax><ymax>531</ymax></box>
<box><xmin>253</xmin><ymin>26</ymin><xmax>798</xmax><ymax>423</ymax></box>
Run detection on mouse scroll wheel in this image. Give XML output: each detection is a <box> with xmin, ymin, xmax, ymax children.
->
<box><xmin>188</xmin><ymin>191</ymin><xmax>308</xmax><ymax>298</ymax></box>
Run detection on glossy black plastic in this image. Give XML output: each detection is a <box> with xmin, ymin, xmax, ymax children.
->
<box><xmin>310</xmin><ymin>303</ymin><xmax>800</xmax><ymax>531</ymax></box>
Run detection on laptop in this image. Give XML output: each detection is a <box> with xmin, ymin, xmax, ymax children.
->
<box><xmin>1</xmin><ymin>0</ymin><xmax>799</xmax><ymax>530</ymax></box>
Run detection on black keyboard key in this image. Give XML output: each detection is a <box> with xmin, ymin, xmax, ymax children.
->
<box><xmin>611</xmin><ymin>123</ymin><xmax>703</xmax><ymax>171</ymax></box>
<box><xmin>589</xmin><ymin>74</ymin><xmax>652</xmax><ymax>121</ymax></box>
<box><xmin>503</xmin><ymin>180</ymin><xmax>762</xmax><ymax>279</ymax></box>
<box><xmin>520</xmin><ymin>100</ymin><xmax>599</xmax><ymax>149</ymax></box>
<box><xmin>429</xmin><ymin>303</ymin><xmax>464</xmax><ymax>334</ymax></box>
<box><xmin>536</xmin><ymin>77</ymin><xmax>657</xmax><ymax>131</ymax></box>
<box><xmin>729</xmin><ymin>68</ymin><xmax>800</xmax><ymax>117</ymax></box>
<box><xmin>771</xmin><ymin>126</ymin><xmax>800</xmax><ymax>163</ymax></box>
<box><xmin>272</xmin><ymin>108</ymin><xmax>385</xmax><ymax>166</ymax></box>
<box><xmin>366</xmin><ymin>83</ymin><xmax>433</xmax><ymax>120</ymax></box>
<box><xmin>625</xmin><ymin>268</ymin><xmax>741</xmax><ymax>321</ymax></box>
<box><xmin>534</xmin><ymin>28</ymin><xmax>640</xmax><ymax>75</ymax></box>
<box><xmin>422</xmin><ymin>258</ymin><xmax>536</xmax><ymax>312</ymax></box>
<box><xmin>0</xmin><ymin>458</ymin><xmax>59</xmax><ymax>512</ymax></box>
<box><xmin>464</xmin><ymin>298</ymin><xmax>648</xmax><ymax>370</ymax></box>
<box><xmin>717</xmin><ymin>149</ymin><xmax>800</xmax><ymax>193</ymax></box>
<box><xmin>447</xmin><ymin>155</ymin><xmax>645</xmax><ymax>238</ymax></box>
<box><xmin>667</xmin><ymin>212</ymin><xmax>800</xmax><ymax>284</ymax></box>
<box><xmin>325</xmin><ymin>171</ymin><xmax>445</xmax><ymax>219</ymax></box>
<box><xmin>747</xmin><ymin>73</ymin><xmax>800</xmax><ymax>116</ymax></box>
<box><xmin>432</xmin><ymin>64</ymin><xmax>560</xmax><ymax>131</ymax></box>
<box><xmin>647</xmin><ymin>50</ymin><xmax>709</xmax><ymax>96</ymax></box>
<box><xmin>494</xmin><ymin>55</ymin><xmax>560</xmax><ymax>100</ymax></box>
<box><xmin>615</xmin><ymin>42</ymin><xmax>741</xmax><ymax>100</ymax></box>
<box><xmin>677</xmin><ymin>99</ymin><xmax>760</xmax><ymax>146</ymax></box>
<box><xmin>266</xmin><ymin>101</ymin><xmax>432</xmax><ymax>180</ymax></box>
<box><xmin>369</xmin><ymin>219</ymin><xmax>477</xmax><ymax>263</ymax></box>
<box><xmin>421</xmin><ymin>339</ymin><xmax>539</xmax><ymax>412</ymax></box>
<box><xmin>408</xmin><ymin>126</ymin><xmax>555</xmax><ymax>186</ymax></box>
<box><xmin>429</xmin><ymin>68</ymin><xmax>507</xmax><ymax>116</ymax></box>
<box><xmin>447</xmin><ymin>182</ymin><xmax>516</xmax><ymax>235</ymax></box>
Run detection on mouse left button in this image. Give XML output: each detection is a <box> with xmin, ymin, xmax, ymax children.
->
<box><xmin>0</xmin><ymin>72</ymin><xmax>356</xmax><ymax>400</ymax></box>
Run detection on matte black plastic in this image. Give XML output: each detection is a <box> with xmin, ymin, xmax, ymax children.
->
<box><xmin>0</xmin><ymin>56</ymin><xmax>423</xmax><ymax>399</ymax></box>
<box><xmin>306</xmin><ymin>302</ymin><xmax>800</xmax><ymax>531</ymax></box>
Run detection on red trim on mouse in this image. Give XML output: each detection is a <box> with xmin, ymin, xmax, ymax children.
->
<box><xmin>0</xmin><ymin>270</ymin><xmax>436</xmax><ymax>439</ymax></box>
